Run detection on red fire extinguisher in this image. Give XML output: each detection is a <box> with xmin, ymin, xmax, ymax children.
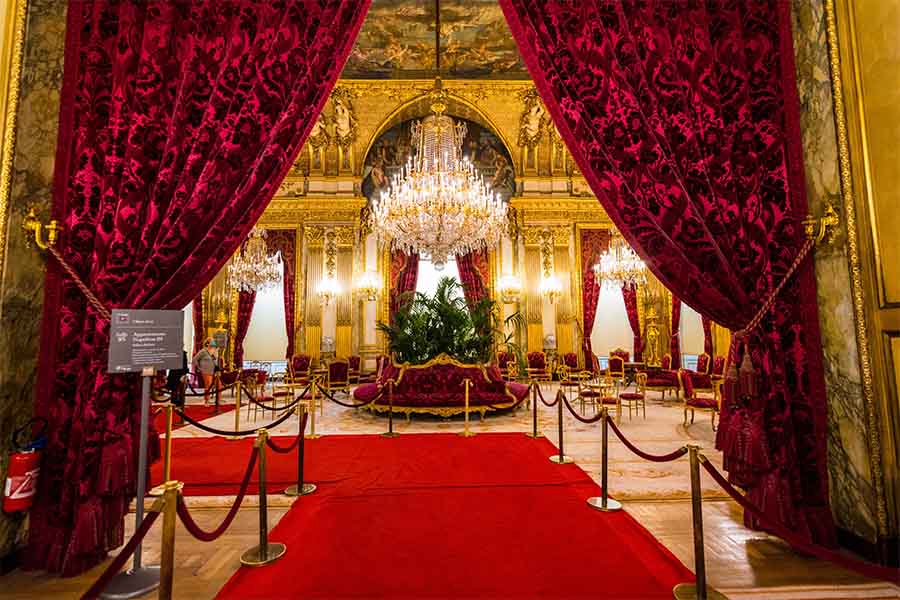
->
<box><xmin>3</xmin><ymin>418</ymin><xmax>47</xmax><ymax>514</ymax></box>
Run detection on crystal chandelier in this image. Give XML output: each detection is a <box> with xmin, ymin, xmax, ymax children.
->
<box><xmin>370</xmin><ymin>0</ymin><xmax>506</xmax><ymax>270</ymax></box>
<box><xmin>227</xmin><ymin>227</ymin><xmax>281</xmax><ymax>293</ymax></box>
<box><xmin>593</xmin><ymin>232</ymin><xmax>647</xmax><ymax>289</ymax></box>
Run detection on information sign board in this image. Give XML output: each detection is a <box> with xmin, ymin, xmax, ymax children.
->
<box><xmin>108</xmin><ymin>309</ymin><xmax>184</xmax><ymax>373</ymax></box>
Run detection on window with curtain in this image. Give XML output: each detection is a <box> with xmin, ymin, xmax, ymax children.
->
<box><xmin>679</xmin><ymin>303</ymin><xmax>705</xmax><ymax>370</ymax></box>
<box><xmin>416</xmin><ymin>256</ymin><xmax>462</xmax><ymax>297</ymax></box>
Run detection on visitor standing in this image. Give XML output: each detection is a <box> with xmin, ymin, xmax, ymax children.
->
<box><xmin>191</xmin><ymin>339</ymin><xmax>219</xmax><ymax>404</ymax></box>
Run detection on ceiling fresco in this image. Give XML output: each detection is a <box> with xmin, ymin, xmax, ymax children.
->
<box><xmin>342</xmin><ymin>0</ymin><xmax>528</xmax><ymax>80</ymax></box>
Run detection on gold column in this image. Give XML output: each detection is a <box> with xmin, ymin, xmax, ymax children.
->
<box><xmin>523</xmin><ymin>228</ymin><xmax>543</xmax><ymax>353</ymax></box>
<box><xmin>335</xmin><ymin>226</ymin><xmax>353</xmax><ymax>358</ymax></box>
<box><xmin>552</xmin><ymin>226</ymin><xmax>574</xmax><ymax>356</ymax></box>
<box><xmin>293</xmin><ymin>226</ymin><xmax>303</xmax><ymax>356</ymax></box>
<box><xmin>304</xmin><ymin>226</ymin><xmax>324</xmax><ymax>364</ymax></box>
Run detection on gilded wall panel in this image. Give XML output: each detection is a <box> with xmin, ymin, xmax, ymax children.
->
<box><xmin>792</xmin><ymin>0</ymin><xmax>878</xmax><ymax>543</ymax></box>
<box><xmin>0</xmin><ymin>0</ymin><xmax>66</xmax><ymax>561</ymax></box>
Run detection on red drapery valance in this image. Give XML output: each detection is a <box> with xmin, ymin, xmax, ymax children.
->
<box><xmin>670</xmin><ymin>296</ymin><xmax>682</xmax><ymax>368</ymax></box>
<box><xmin>192</xmin><ymin>295</ymin><xmax>204</xmax><ymax>355</ymax></box>
<box><xmin>579</xmin><ymin>229</ymin><xmax>610</xmax><ymax>366</ymax></box>
<box><xmin>457</xmin><ymin>249</ymin><xmax>490</xmax><ymax>310</ymax></box>
<box><xmin>389</xmin><ymin>250</ymin><xmax>419</xmax><ymax>320</ymax></box>
<box><xmin>265</xmin><ymin>230</ymin><xmax>297</xmax><ymax>359</ymax></box>
<box><xmin>500</xmin><ymin>0</ymin><xmax>833</xmax><ymax>544</ymax></box>
<box><xmin>232</xmin><ymin>290</ymin><xmax>256</xmax><ymax>367</ymax></box>
<box><xmin>29</xmin><ymin>0</ymin><xmax>370</xmax><ymax>575</ymax></box>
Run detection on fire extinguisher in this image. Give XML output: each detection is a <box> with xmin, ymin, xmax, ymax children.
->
<box><xmin>3</xmin><ymin>418</ymin><xmax>48</xmax><ymax>514</ymax></box>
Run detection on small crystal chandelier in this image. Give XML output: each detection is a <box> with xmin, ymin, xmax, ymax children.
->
<box><xmin>354</xmin><ymin>271</ymin><xmax>381</xmax><ymax>301</ymax></box>
<box><xmin>370</xmin><ymin>0</ymin><xmax>506</xmax><ymax>270</ymax></box>
<box><xmin>593</xmin><ymin>231</ymin><xmax>647</xmax><ymax>289</ymax></box>
<box><xmin>227</xmin><ymin>227</ymin><xmax>280</xmax><ymax>293</ymax></box>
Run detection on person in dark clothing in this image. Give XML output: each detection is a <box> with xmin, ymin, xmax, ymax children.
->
<box><xmin>166</xmin><ymin>350</ymin><xmax>189</xmax><ymax>407</ymax></box>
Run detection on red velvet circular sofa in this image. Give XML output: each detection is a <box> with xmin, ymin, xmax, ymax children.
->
<box><xmin>353</xmin><ymin>353</ymin><xmax>530</xmax><ymax>418</ymax></box>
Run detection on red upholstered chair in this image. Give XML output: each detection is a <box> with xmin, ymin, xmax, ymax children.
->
<box><xmin>563</xmin><ymin>352</ymin><xmax>579</xmax><ymax>370</ymax></box>
<box><xmin>348</xmin><ymin>355</ymin><xmax>361</xmax><ymax>384</ymax></box>
<box><xmin>527</xmin><ymin>351</ymin><xmax>551</xmax><ymax>385</ymax></box>
<box><xmin>645</xmin><ymin>354</ymin><xmax>679</xmax><ymax>400</ymax></box>
<box><xmin>618</xmin><ymin>372</ymin><xmax>647</xmax><ymax>420</ymax></box>
<box><xmin>577</xmin><ymin>377</ymin><xmax>621</xmax><ymax>422</ymax></box>
<box><xmin>496</xmin><ymin>350</ymin><xmax>512</xmax><ymax>380</ymax></box>
<box><xmin>678</xmin><ymin>369</ymin><xmax>719</xmax><ymax>430</ymax></box>
<box><xmin>710</xmin><ymin>356</ymin><xmax>726</xmax><ymax>381</ymax></box>
<box><xmin>609</xmin><ymin>347</ymin><xmax>630</xmax><ymax>363</ymax></box>
<box><xmin>687</xmin><ymin>352</ymin><xmax>714</xmax><ymax>393</ymax></box>
<box><xmin>607</xmin><ymin>355</ymin><xmax>626</xmax><ymax>392</ymax></box>
<box><xmin>288</xmin><ymin>354</ymin><xmax>311</xmax><ymax>385</ymax></box>
<box><xmin>324</xmin><ymin>358</ymin><xmax>350</xmax><ymax>395</ymax></box>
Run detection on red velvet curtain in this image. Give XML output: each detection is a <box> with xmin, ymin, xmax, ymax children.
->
<box><xmin>579</xmin><ymin>229</ymin><xmax>609</xmax><ymax>365</ymax></box>
<box><xmin>621</xmin><ymin>283</ymin><xmax>642</xmax><ymax>362</ymax></box>
<box><xmin>232</xmin><ymin>290</ymin><xmax>257</xmax><ymax>367</ymax></box>
<box><xmin>192</xmin><ymin>294</ymin><xmax>203</xmax><ymax>355</ymax></box>
<box><xmin>265</xmin><ymin>230</ymin><xmax>296</xmax><ymax>359</ymax></box>
<box><xmin>389</xmin><ymin>251</ymin><xmax>419</xmax><ymax>319</ymax></box>
<box><xmin>29</xmin><ymin>0</ymin><xmax>370</xmax><ymax>575</ymax></box>
<box><xmin>702</xmin><ymin>315</ymin><xmax>714</xmax><ymax>357</ymax></box>
<box><xmin>456</xmin><ymin>249</ymin><xmax>490</xmax><ymax>310</ymax></box>
<box><xmin>670</xmin><ymin>296</ymin><xmax>682</xmax><ymax>368</ymax></box>
<box><xmin>500</xmin><ymin>0</ymin><xmax>833</xmax><ymax>544</ymax></box>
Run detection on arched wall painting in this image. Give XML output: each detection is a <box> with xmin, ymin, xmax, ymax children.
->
<box><xmin>362</xmin><ymin>117</ymin><xmax>516</xmax><ymax>204</ymax></box>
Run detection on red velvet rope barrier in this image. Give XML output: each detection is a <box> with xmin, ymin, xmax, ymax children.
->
<box><xmin>175</xmin><ymin>446</ymin><xmax>260</xmax><ymax>542</ymax></box>
<box><xmin>79</xmin><ymin>511</ymin><xmax>161</xmax><ymax>600</ymax></box>
<box><xmin>560</xmin><ymin>392</ymin><xmax>606</xmax><ymax>424</ymax></box>
<box><xmin>534</xmin><ymin>384</ymin><xmax>558</xmax><ymax>407</ymax></box>
<box><xmin>484</xmin><ymin>388</ymin><xmax>531</xmax><ymax>411</ymax></box>
<box><xmin>606</xmin><ymin>417</ymin><xmax>690</xmax><ymax>463</ymax></box>
<box><xmin>314</xmin><ymin>382</ymin><xmax>383</xmax><ymax>408</ymax></box>
<box><xmin>265</xmin><ymin>413</ymin><xmax>309</xmax><ymax>454</ymax></box>
<box><xmin>701</xmin><ymin>459</ymin><xmax>900</xmax><ymax>583</ymax></box>
<box><xmin>241</xmin><ymin>384</ymin><xmax>307</xmax><ymax>412</ymax></box>
<box><xmin>174</xmin><ymin>403</ymin><xmax>296</xmax><ymax>437</ymax></box>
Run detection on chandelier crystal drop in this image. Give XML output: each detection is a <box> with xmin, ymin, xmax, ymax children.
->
<box><xmin>227</xmin><ymin>227</ymin><xmax>281</xmax><ymax>293</ymax></box>
<box><xmin>371</xmin><ymin>81</ymin><xmax>506</xmax><ymax>270</ymax></box>
<box><xmin>594</xmin><ymin>232</ymin><xmax>647</xmax><ymax>289</ymax></box>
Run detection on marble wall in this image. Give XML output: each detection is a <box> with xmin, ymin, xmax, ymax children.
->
<box><xmin>791</xmin><ymin>0</ymin><xmax>879</xmax><ymax>542</ymax></box>
<box><xmin>0</xmin><ymin>0</ymin><xmax>66</xmax><ymax>562</ymax></box>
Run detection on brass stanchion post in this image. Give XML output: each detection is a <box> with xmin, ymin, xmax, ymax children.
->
<box><xmin>525</xmin><ymin>382</ymin><xmax>542</xmax><ymax>438</ymax></box>
<box><xmin>587</xmin><ymin>407</ymin><xmax>622</xmax><ymax>511</ymax></box>
<box><xmin>214</xmin><ymin>372</ymin><xmax>221</xmax><ymax>414</ymax></box>
<box><xmin>157</xmin><ymin>481</ymin><xmax>181</xmax><ymax>600</ymax></box>
<box><xmin>673</xmin><ymin>446</ymin><xmax>726</xmax><ymax>600</ymax></box>
<box><xmin>150</xmin><ymin>404</ymin><xmax>175</xmax><ymax>497</ymax></box>
<box><xmin>306</xmin><ymin>380</ymin><xmax>321</xmax><ymax>439</ymax></box>
<box><xmin>241</xmin><ymin>430</ymin><xmax>287</xmax><ymax>566</ymax></box>
<box><xmin>459</xmin><ymin>378</ymin><xmax>475</xmax><ymax>437</ymax></box>
<box><xmin>381</xmin><ymin>379</ymin><xmax>399</xmax><ymax>438</ymax></box>
<box><xmin>285</xmin><ymin>403</ymin><xmax>316</xmax><ymax>497</ymax></box>
<box><xmin>227</xmin><ymin>377</ymin><xmax>243</xmax><ymax>441</ymax></box>
<box><xmin>549</xmin><ymin>391</ymin><xmax>573</xmax><ymax>464</ymax></box>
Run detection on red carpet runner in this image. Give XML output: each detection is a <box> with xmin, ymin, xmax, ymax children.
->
<box><xmin>204</xmin><ymin>433</ymin><xmax>692</xmax><ymax>599</ymax></box>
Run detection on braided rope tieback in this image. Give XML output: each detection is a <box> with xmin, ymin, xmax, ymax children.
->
<box><xmin>48</xmin><ymin>245</ymin><xmax>112</xmax><ymax>321</ymax></box>
<box><xmin>734</xmin><ymin>238</ymin><xmax>814</xmax><ymax>340</ymax></box>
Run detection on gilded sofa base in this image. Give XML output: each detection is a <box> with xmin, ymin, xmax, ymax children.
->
<box><xmin>366</xmin><ymin>400</ymin><xmax>518</xmax><ymax>420</ymax></box>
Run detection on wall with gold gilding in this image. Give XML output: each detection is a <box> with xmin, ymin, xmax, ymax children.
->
<box><xmin>791</xmin><ymin>0</ymin><xmax>883</xmax><ymax>545</ymax></box>
<box><xmin>0</xmin><ymin>0</ymin><xmax>66</xmax><ymax>562</ymax></box>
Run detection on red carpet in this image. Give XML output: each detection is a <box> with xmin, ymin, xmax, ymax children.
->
<box><xmin>205</xmin><ymin>433</ymin><xmax>693</xmax><ymax>599</ymax></box>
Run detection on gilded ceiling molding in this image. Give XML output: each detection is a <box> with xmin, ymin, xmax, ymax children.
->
<box><xmin>0</xmin><ymin>0</ymin><xmax>27</xmax><ymax>301</ymax></box>
<box><xmin>256</xmin><ymin>197</ymin><xmax>367</xmax><ymax>228</ymax></box>
<box><xmin>333</xmin><ymin>225</ymin><xmax>355</xmax><ymax>247</ymax></box>
<box><xmin>826</xmin><ymin>0</ymin><xmax>887</xmax><ymax>536</ymax></box>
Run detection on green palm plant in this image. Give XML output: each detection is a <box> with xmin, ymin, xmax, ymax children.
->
<box><xmin>377</xmin><ymin>277</ymin><xmax>526</xmax><ymax>368</ymax></box>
